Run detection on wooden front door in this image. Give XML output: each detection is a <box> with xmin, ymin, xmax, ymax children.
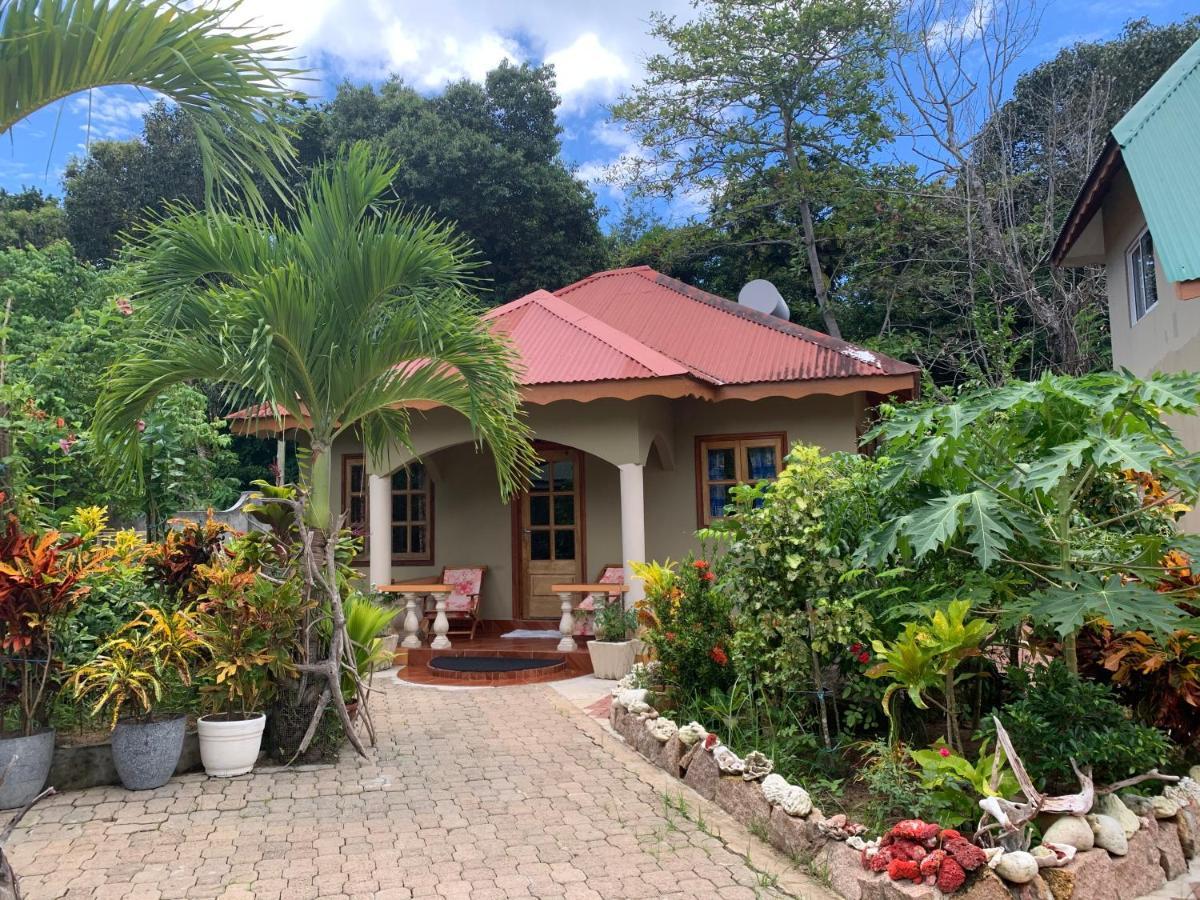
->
<box><xmin>517</xmin><ymin>446</ymin><xmax>585</xmax><ymax>618</ymax></box>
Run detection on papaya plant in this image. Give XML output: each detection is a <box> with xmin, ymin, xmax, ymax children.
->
<box><xmin>859</xmin><ymin>371</ymin><xmax>1200</xmax><ymax>673</ymax></box>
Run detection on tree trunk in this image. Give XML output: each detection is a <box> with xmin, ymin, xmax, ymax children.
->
<box><xmin>798</xmin><ymin>197</ymin><xmax>843</xmax><ymax>340</ymax></box>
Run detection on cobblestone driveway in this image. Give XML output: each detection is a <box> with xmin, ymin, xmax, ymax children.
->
<box><xmin>10</xmin><ymin>678</ymin><xmax>834</xmax><ymax>899</ymax></box>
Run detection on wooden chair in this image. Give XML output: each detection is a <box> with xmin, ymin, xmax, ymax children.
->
<box><xmin>420</xmin><ymin>566</ymin><xmax>487</xmax><ymax>640</ymax></box>
<box><xmin>574</xmin><ymin>564</ymin><xmax>625</xmax><ymax>636</ymax></box>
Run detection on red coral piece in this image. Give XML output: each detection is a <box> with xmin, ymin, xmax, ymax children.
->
<box><xmin>939</xmin><ymin>828</ymin><xmax>963</xmax><ymax>844</ymax></box>
<box><xmin>865</xmin><ymin>848</ymin><xmax>892</xmax><ymax>872</ymax></box>
<box><xmin>887</xmin><ymin>859</ymin><xmax>921</xmax><ymax>883</ymax></box>
<box><xmin>890</xmin><ymin>819</ymin><xmax>941</xmax><ymax>843</ymax></box>
<box><xmin>919</xmin><ymin>849</ymin><xmax>946</xmax><ymax>877</ymax></box>
<box><xmin>943</xmin><ymin>838</ymin><xmax>987</xmax><ymax>872</ymax></box>
<box><xmin>938</xmin><ymin>857</ymin><xmax>966</xmax><ymax>893</ymax></box>
<box><xmin>892</xmin><ymin>838</ymin><xmax>926</xmax><ymax>862</ymax></box>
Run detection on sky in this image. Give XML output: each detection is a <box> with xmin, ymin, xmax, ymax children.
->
<box><xmin>1</xmin><ymin>0</ymin><xmax>1195</xmax><ymax>226</ymax></box>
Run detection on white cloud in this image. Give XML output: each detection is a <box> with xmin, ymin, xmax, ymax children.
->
<box><xmin>69</xmin><ymin>93</ymin><xmax>153</xmax><ymax>142</ymax></box>
<box><xmin>545</xmin><ymin>32</ymin><xmax>631</xmax><ymax>112</ymax></box>
<box><xmin>233</xmin><ymin>0</ymin><xmax>691</xmax><ymax>113</ymax></box>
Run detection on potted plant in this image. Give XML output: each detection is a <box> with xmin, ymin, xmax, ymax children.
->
<box><xmin>0</xmin><ymin>510</ymin><xmax>111</xmax><ymax>808</ymax></box>
<box><xmin>194</xmin><ymin>545</ymin><xmax>306</xmax><ymax>777</ymax></box>
<box><xmin>70</xmin><ymin>606</ymin><xmax>207</xmax><ymax>790</ymax></box>
<box><xmin>587</xmin><ymin>595</ymin><xmax>639</xmax><ymax>680</ymax></box>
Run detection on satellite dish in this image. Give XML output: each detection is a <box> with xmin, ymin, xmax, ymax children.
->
<box><xmin>737</xmin><ymin>279</ymin><xmax>790</xmax><ymax>320</ymax></box>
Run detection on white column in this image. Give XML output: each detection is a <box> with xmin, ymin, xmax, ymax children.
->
<box><xmin>367</xmin><ymin>473</ymin><xmax>392</xmax><ymax>591</ymax></box>
<box><xmin>618</xmin><ymin>463</ymin><xmax>646</xmax><ymax>607</ymax></box>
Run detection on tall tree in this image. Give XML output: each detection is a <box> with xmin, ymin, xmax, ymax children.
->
<box><xmin>92</xmin><ymin>144</ymin><xmax>538</xmax><ymax>750</ymax></box>
<box><xmin>0</xmin><ymin>0</ymin><xmax>299</xmax><ymax>209</ymax></box>
<box><xmin>612</xmin><ymin>0</ymin><xmax>899</xmax><ymax>338</ymax></box>
<box><xmin>322</xmin><ymin>63</ymin><xmax>607</xmax><ymax>302</ymax></box>
<box><xmin>63</xmin><ymin>102</ymin><xmax>206</xmax><ymax>262</ymax></box>
<box><xmin>0</xmin><ymin>188</ymin><xmax>65</xmax><ymax>249</ymax></box>
<box><xmin>892</xmin><ymin>2</ymin><xmax>1198</xmax><ymax>378</ymax></box>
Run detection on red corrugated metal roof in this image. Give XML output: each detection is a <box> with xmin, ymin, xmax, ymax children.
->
<box><xmin>488</xmin><ymin>266</ymin><xmax>917</xmax><ymax>386</ymax></box>
<box><xmin>230</xmin><ymin>268</ymin><xmax>918</xmax><ymax>428</ymax></box>
<box><xmin>483</xmin><ymin>290</ymin><xmax>690</xmax><ymax>384</ymax></box>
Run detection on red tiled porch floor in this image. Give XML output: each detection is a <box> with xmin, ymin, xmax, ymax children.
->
<box><xmin>396</xmin><ymin>635</ymin><xmax>594</xmax><ymax>686</ymax></box>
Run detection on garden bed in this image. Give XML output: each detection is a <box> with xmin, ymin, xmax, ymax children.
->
<box><xmin>611</xmin><ymin>696</ymin><xmax>1200</xmax><ymax>900</ymax></box>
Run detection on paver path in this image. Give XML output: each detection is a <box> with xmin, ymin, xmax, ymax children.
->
<box><xmin>9</xmin><ymin>678</ymin><xmax>834</xmax><ymax>899</ymax></box>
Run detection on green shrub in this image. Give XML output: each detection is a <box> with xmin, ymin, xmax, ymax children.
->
<box><xmin>979</xmin><ymin>660</ymin><xmax>1171</xmax><ymax>793</ymax></box>
<box><xmin>702</xmin><ymin>444</ymin><xmax>890</xmax><ymax>746</ymax></box>
<box><xmin>634</xmin><ymin>556</ymin><xmax>736</xmax><ymax>701</ymax></box>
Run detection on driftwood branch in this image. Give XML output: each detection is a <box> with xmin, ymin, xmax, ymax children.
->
<box><xmin>976</xmin><ymin>716</ymin><xmax>1093</xmax><ymax>837</ymax></box>
<box><xmin>0</xmin><ymin>785</ymin><xmax>55</xmax><ymax>900</ymax></box>
<box><xmin>1096</xmin><ymin>769</ymin><xmax>1181</xmax><ymax>796</ymax></box>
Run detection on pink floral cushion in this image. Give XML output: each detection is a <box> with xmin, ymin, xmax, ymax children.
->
<box><xmin>443</xmin><ymin>567</ymin><xmax>482</xmax><ymax>613</ymax></box>
<box><xmin>576</xmin><ymin>567</ymin><xmax>624</xmax><ymax>635</ymax></box>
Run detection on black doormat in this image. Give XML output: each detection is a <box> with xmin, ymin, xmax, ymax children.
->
<box><xmin>430</xmin><ymin>656</ymin><xmax>562</xmax><ymax>673</ymax></box>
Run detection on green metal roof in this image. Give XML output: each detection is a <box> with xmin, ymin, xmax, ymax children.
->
<box><xmin>1111</xmin><ymin>38</ymin><xmax>1200</xmax><ymax>283</ymax></box>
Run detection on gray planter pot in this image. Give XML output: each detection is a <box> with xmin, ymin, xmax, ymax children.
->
<box><xmin>0</xmin><ymin>729</ymin><xmax>55</xmax><ymax>809</ymax></box>
<box><xmin>112</xmin><ymin>716</ymin><xmax>186</xmax><ymax>791</ymax></box>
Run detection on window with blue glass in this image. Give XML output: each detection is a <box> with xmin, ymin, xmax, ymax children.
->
<box><xmin>696</xmin><ymin>434</ymin><xmax>786</xmax><ymax>525</ymax></box>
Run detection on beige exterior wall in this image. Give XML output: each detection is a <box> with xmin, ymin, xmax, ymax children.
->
<box><xmin>1104</xmin><ymin>169</ymin><xmax>1200</xmax><ymax>379</ymax></box>
<box><xmin>334</xmin><ymin>392</ymin><xmax>863</xmax><ymax>618</ymax></box>
<box><xmin>1102</xmin><ymin>170</ymin><xmax>1200</xmax><ymax>529</ymax></box>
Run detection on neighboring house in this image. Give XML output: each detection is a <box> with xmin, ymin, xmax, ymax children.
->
<box><xmin>1052</xmin><ymin>38</ymin><xmax>1200</xmax><ymax>526</ymax></box>
<box><xmin>239</xmin><ymin>266</ymin><xmax>918</xmax><ymax>628</ymax></box>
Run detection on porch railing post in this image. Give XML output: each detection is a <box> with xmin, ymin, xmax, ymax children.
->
<box><xmin>557</xmin><ymin>591</ymin><xmax>577</xmax><ymax>652</ymax></box>
<box><xmin>431</xmin><ymin>597</ymin><xmax>451</xmax><ymax>650</ymax></box>
<box><xmin>401</xmin><ymin>592</ymin><xmax>422</xmax><ymax>649</ymax></box>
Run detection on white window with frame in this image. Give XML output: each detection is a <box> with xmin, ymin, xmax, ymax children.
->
<box><xmin>1127</xmin><ymin>227</ymin><xmax>1159</xmax><ymax>325</ymax></box>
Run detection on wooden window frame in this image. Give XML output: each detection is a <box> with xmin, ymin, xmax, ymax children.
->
<box><xmin>342</xmin><ymin>454</ymin><xmax>435</xmax><ymax>567</ymax></box>
<box><xmin>694</xmin><ymin>432</ymin><xmax>787</xmax><ymax>527</ymax></box>
<box><xmin>1127</xmin><ymin>227</ymin><xmax>1159</xmax><ymax>326</ymax></box>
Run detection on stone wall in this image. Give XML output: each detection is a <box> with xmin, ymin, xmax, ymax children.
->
<box><xmin>609</xmin><ymin>694</ymin><xmax>1199</xmax><ymax>900</ymax></box>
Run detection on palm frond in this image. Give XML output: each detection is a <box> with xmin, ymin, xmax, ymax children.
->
<box><xmin>94</xmin><ymin>141</ymin><xmax>536</xmax><ymax>504</ymax></box>
<box><xmin>0</xmin><ymin>0</ymin><xmax>303</xmax><ymax>208</ymax></box>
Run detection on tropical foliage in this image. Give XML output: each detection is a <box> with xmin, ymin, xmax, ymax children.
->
<box><xmin>0</xmin><ymin>0</ymin><xmax>299</xmax><ymax>209</ymax></box>
<box><xmin>859</xmin><ymin>372</ymin><xmax>1200</xmax><ymax>670</ymax></box>
<box><xmin>70</xmin><ymin>604</ymin><xmax>206</xmax><ymax>727</ymax></box>
<box><xmin>93</xmin><ymin>142</ymin><xmax>536</xmax><ymax>530</ymax></box>
<box><xmin>194</xmin><ymin>538</ymin><xmax>309</xmax><ymax>716</ymax></box>
<box><xmin>0</xmin><ymin>506</ymin><xmax>112</xmax><ymax>733</ymax></box>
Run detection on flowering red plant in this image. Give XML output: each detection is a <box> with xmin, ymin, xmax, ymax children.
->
<box><xmin>710</xmin><ymin>645</ymin><xmax>728</xmax><ymax>666</ymax></box>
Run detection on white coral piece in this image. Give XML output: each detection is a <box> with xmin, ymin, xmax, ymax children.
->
<box><xmin>625</xmin><ymin>700</ymin><xmax>652</xmax><ymax>717</ymax></box>
<box><xmin>677</xmin><ymin>721</ymin><xmax>707</xmax><ymax>747</ymax></box>
<box><xmin>1032</xmin><ymin>842</ymin><xmax>1076</xmax><ymax>868</ymax></box>
<box><xmin>761</xmin><ymin>773</ymin><xmax>790</xmax><ymax>806</ymax></box>
<box><xmin>1166</xmin><ymin>777</ymin><xmax>1200</xmax><ymax>808</ymax></box>
<box><xmin>646</xmin><ymin>717</ymin><xmax>678</xmax><ymax>742</ymax></box>
<box><xmin>712</xmin><ymin>745</ymin><xmax>745</xmax><ymax>775</ymax></box>
<box><xmin>742</xmin><ymin>751</ymin><xmax>774</xmax><ymax>782</ymax></box>
<box><xmin>781</xmin><ymin>786</ymin><xmax>812</xmax><ymax>817</ymax></box>
<box><xmin>614</xmin><ymin>688</ymin><xmax>647</xmax><ymax>709</ymax></box>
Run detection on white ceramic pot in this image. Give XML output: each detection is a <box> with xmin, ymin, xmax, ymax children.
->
<box><xmin>197</xmin><ymin>713</ymin><xmax>266</xmax><ymax>777</ymax></box>
<box><xmin>588</xmin><ymin>640</ymin><xmax>637</xmax><ymax>680</ymax></box>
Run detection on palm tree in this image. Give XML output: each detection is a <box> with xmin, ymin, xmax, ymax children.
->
<box><xmin>0</xmin><ymin>0</ymin><xmax>299</xmax><ymax>206</ymax></box>
<box><xmin>93</xmin><ymin>143</ymin><xmax>537</xmax><ymax>750</ymax></box>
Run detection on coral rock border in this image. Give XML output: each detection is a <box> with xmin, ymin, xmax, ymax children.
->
<box><xmin>609</xmin><ymin>689</ymin><xmax>1200</xmax><ymax>900</ymax></box>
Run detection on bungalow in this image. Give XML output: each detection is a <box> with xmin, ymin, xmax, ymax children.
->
<box><xmin>247</xmin><ymin>266</ymin><xmax>918</xmax><ymax>631</ymax></box>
